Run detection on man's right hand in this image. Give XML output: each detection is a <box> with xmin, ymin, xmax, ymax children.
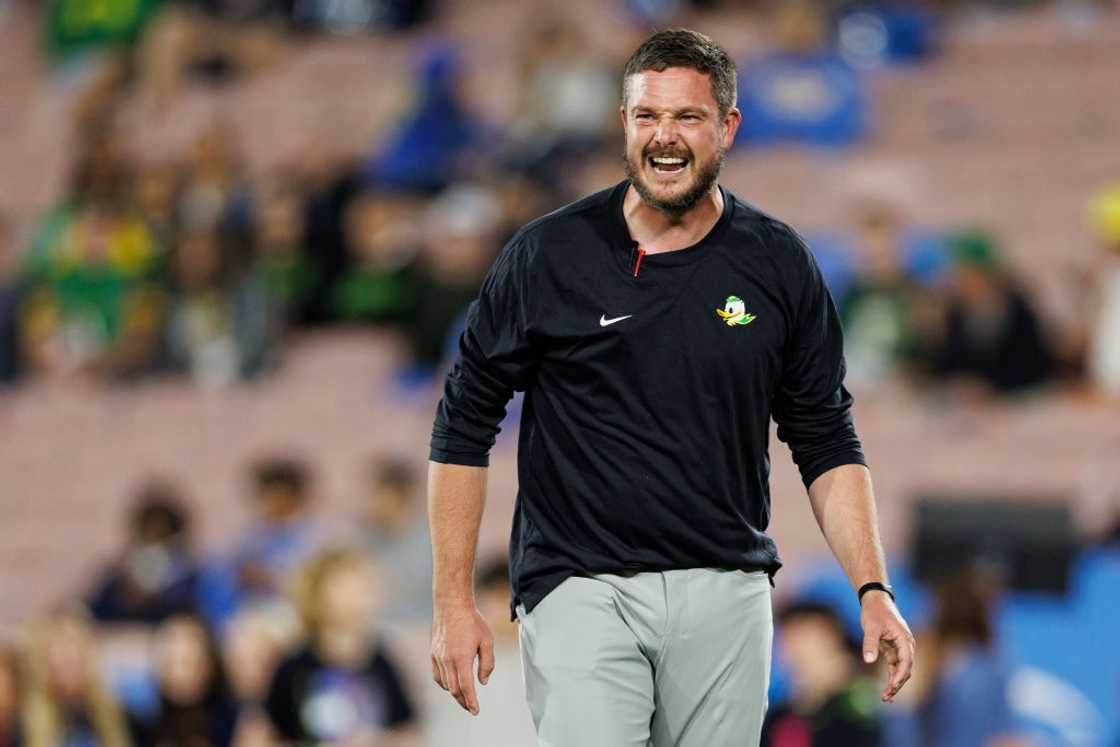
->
<box><xmin>431</xmin><ymin>602</ymin><xmax>495</xmax><ymax>716</ymax></box>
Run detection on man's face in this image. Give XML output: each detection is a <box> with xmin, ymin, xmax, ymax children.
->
<box><xmin>621</xmin><ymin>67</ymin><xmax>740</xmax><ymax>217</ymax></box>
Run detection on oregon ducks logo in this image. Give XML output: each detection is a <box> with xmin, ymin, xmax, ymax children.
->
<box><xmin>716</xmin><ymin>295</ymin><xmax>756</xmax><ymax>326</ymax></box>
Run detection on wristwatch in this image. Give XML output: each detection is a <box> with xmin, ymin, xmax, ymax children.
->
<box><xmin>858</xmin><ymin>581</ymin><xmax>895</xmax><ymax>604</ymax></box>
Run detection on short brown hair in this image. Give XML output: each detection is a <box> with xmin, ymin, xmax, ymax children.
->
<box><xmin>622</xmin><ymin>29</ymin><xmax>737</xmax><ymax>118</ymax></box>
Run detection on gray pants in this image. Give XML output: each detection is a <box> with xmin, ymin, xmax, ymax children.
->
<box><xmin>517</xmin><ymin>568</ymin><xmax>773</xmax><ymax>747</ymax></box>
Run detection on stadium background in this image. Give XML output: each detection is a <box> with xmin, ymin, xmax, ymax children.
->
<box><xmin>0</xmin><ymin>0</ymin><xmax>1118</xmax><ymax>745</ymax></box>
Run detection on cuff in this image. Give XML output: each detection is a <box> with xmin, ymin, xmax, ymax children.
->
<box><xmin>801</xmin><ymin>451</ymin><xmax>867</xmax><ymax>489</ymax></box>
<box><xmin>428</xmin><ymin>447</ymin><xmax>490</xmax><ymax>468</ymax></box>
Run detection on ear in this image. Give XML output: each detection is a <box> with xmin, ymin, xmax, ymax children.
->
<box><xmin>619</xmin><ymin>103</ymin><xmax>629</xmax><ymax>131</ymax></box>
<box><xmin>721</xmin><ymin>107</ymin><xmax>742</xmax><ymax>150</ymax></box>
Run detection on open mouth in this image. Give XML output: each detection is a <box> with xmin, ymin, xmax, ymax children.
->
<box><xmin>648</xmin><ymin>155</ymin><xmax>689</xmax><ymax>175</ymax></box>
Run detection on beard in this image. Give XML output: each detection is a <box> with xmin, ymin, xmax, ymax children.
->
<box><xmin>623</xmin><ymin>144</ymin><xmax>726</xmax><ymax>220</ymax></box>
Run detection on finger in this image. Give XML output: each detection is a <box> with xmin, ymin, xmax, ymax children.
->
<box><xmin>431</xmin><ymin>655</ymin><xmax>446</xmax><ymax>689</ymax></box>
<box><xmin>443</xmin><ymin>659</ymin><xmax>466</xmax><ymax>710</ymax></box>
<box><xmin>887</xmin><ymin>633</ymin><xmax>915</xmax><ymax>695</ymax></box>
<box><xmin>881</xmin><ymin>650</ymin><xmax>901</xmax><ymax>698</ymax></box>
<box><xmin>456</xmin><ymin>656</ymin><xmax>480</xmax><ymax>715</ymax></box>
<box><xmin>884</xmin><ymin>668</ymin><xmax>911</xmax><ymax>701</ymax></box>
<box><xmin>883</xmin><ymin>638</ymin><xmax>901</xmax><ymax>667</ymax></box>
<box><xmin>881</xmin><ymin>634</ymin><xmax>914</xmax><ymax>701</ymax></box>
<box><xmin>478</xmin><ymin>636</ymin><xmax>495</xmax><ymax>686</ymax></box>
<box><xmin>884</xmin><ymin>654</ymin><xmax>901</xmax><ymax>699</ymax></box>
<box><xmin>862</xmin><ymin>626</ymin><xmax>880</xmax><ymax>664</ymax></box>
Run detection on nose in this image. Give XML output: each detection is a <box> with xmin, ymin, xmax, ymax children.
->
<box><xmin>653</xmin><ymin>116</ymin><xmax>678</xmax><ymax>145</ymax></box>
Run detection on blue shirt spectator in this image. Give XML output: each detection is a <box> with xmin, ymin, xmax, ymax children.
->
<box><xmin>882</xmin><ymin>645</ymin><xmax>1017</xmax><ymax>747</ymax></box>
<box><xmin>197</xmin><ymin>458</ymin><xmax>333</xmax><ymax>627</ymax></box>
<box><xmin>367</xmin><ymin>44</ymin><xmax>491</xmax><ymax>193</ymax></box>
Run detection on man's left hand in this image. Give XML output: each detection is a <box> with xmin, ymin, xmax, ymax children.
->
<box><xmin>860</xmin><ymin>592</ymin><xmax>915</xmax><ymax>703</ymax></box>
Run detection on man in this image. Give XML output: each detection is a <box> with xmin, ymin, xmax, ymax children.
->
<box><xmin>428</xmin><ymin>28</ymin><xmax>914</xmax><ymax>747</ymax></box>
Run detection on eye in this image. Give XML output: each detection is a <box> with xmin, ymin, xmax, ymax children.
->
<box><xmin>635</xmin><ymin>113</ymin><xmax>654</xmax><ymax>121</ymax></box>
<box><xmin>680</xmin><ymin>114</ymin><xmax>700</xmax><ymax>122</ymax></box>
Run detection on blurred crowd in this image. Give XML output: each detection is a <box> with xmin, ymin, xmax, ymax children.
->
<box><xmin>0</xmin><ymin>0</ymin><xmax>1117</xmax><ymax>404</ymax></box>
<box><xmin>0</xmin><ymin>457</ymin><xmax>1071</xmax><ymax>747</ymax></box>
<box><xmin>0</xmin><ymin>101</ymin><xmax>552</xmax><ymax>389</ymax></box>
<box><xmin>0</xmin><ymin>449</ymin><xmax>546</xmax><ymax>747</ymax></box>
<box><xmin>0</xmin><ymin>455</ymin><xmax>433</xmax><ymax>747</ymax></box>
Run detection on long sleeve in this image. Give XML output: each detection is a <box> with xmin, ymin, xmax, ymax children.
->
<box><xmin>429</xmin><ymin>234</ymin><xmax>538</xmax><ymax>467</ymax></box>
<box><xmin>772</xmin><ymin>230</ymin><xmax>866</xmax><ymax>487</ymax></box>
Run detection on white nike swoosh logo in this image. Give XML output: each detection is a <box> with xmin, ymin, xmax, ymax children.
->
<box><xmin>600</xmin><ymin>314</ymin><xmax>633</xmax><ymax>327</ymax></box>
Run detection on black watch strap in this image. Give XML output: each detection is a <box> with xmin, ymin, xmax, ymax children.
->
<box><xmin>858</xmin><ymin>581</ymin><xmax>894</xmax><ymax>603</ymax></box>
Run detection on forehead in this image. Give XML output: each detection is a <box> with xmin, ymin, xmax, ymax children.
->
<box><xmin>625</xmin><ymin>67</ymin><xmax>718</xmax><ymax>111</ymax></box>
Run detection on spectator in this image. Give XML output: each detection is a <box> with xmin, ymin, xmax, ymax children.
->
<box><xmin>920</xmin><ymin>230</ymin><xmax>1053</xmax><ymax>395</ymax></box>
<box><xmin>424</xmin><ymin>556</ymin><xmax>536</xmax><ymax>747</ymax></box>
<box><xmin>762</xmin><ymin>600</ymin><xmax>882</xmax><ymax>747</ymax></box>
<box><xmin>882</xmin><ymin>564</ymin><xmax>1028</xmax><ymax>747</ymax></box>
<box><xmin>177</xmin><ymin>123</ymin><xmax>254</xmax><ymax>243</ymax></box>
<box><xmin>329</xmin><ymin>191</ymin><xmax>420</xmax><ymax>327</ymax></box>
<box><xmin>367</xmin><ymin>43</ymin><xmax>491</xmax><ymax>193</ymax></box>
<box><xmin>0</xmin><ymin>643</ymin><xmax>20</xmax><ymax>747</ymax></box>
<box><xmin>834</xmin><ymin>196</ymin><xmax>950</xmax><ymax>390</ymax></box>
<box><xmin>136</xmin><ymin>614</ymin><xmax>239</xmax><ymax>747</ymax></box>
<box><xmin>222</xmin><ymin>608</ymin><xmax>300</xmax><ymax>747</ymax></box>
<box><xmin>21</xmin><ymin>607</ymin><xmax>132</xmax><ymax>747</ymax></box>
<box><xmin>164</xmin><ymin>226</ymin><xmax>275</xmax><ymax>387</ymax></box>
<box><xmin>254</xmin><ymin>175</ymin><xmax>319</xmax><ymax>328</ymax></box>
<box><xmin>738</xmin><ymin>0</ymin><xmax>870</xmax><ymax>148</ymax></box>
<box><xmin>507</xmin><ymin>18</ymin><xmax>618</xmax><ymax>187</ymax></box>
<box><xmin>20</xmin><ymin>126</ymin><xmax>166</xmax><ymax>383</ymax></box>
<box><xmin>264</xmin><ymin>549</ymin><xmax>417</xmax><ymax>745</ymax></box>
<box><xmin>240</xmin><ymin>458</ymin><xmax>330</xmax><ymax>593</ymax></box>
<box><xmin>88</xmin><ymin>480</ymin><xmax>202</xmax><ymax>625</ymax></box>
<box><xmin>201</xmin><ymin>457</ymin><xmax>331</xmax><ymax>626</ymax></box>
<box><xmin>224</xmin><ymin>611</ymin><xmax>289</xmax><ymax>706</ymax></box>
<box><xmin>407</xmin><ymin>184</ymin><xmax>501</xmax><ymax>374</ymax></box>
<box><xmin>358</xmin><ymin>457</ymin><xmax>430</xmax><ymax>626</ymax></box>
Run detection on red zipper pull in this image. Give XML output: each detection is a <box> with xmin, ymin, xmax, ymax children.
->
<box><xmin>633</xmin><ymin>247</ymin><xmax>646</xmax><ymax>278</ymax></box>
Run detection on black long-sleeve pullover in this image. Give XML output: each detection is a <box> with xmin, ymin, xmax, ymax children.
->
<box><xmin>430</xmin><ymin>180</ymin><xmax>865</xmax><ymax>617</ymax></box>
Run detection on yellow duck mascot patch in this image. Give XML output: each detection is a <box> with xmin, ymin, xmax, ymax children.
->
<box><xmin>716</xmin><ymin>295</ymin><xmax>756</xmax><ymax>326</ymax></box>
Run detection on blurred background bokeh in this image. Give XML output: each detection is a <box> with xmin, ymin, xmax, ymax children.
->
<box><xmin>0</xmin><ymin>0</ymin><xmax>1118</xmax><ymax>745</ymax></box>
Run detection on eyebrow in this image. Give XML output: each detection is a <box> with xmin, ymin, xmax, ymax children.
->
<box><xmin>631</xmin><ymin>106</ymin><xmax>709</xmax><ymax>116</ymax></box>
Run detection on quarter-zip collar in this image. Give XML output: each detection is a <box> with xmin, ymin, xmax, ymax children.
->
<box><xmin>608</xmin><ymin>179</ymin><xmax>735</xmax><ymax>275</ymax></box>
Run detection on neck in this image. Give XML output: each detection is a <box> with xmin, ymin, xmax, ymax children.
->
<box><xmin>623</xmin><ymin>184</ymin><xmax>723</xmax><ymax>254</ymax></box>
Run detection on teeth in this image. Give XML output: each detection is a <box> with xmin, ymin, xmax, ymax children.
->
<box><xmin>652</xmin><ymin>157</ymin><xmax>686</xmax><ymax>164</ymax></box>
